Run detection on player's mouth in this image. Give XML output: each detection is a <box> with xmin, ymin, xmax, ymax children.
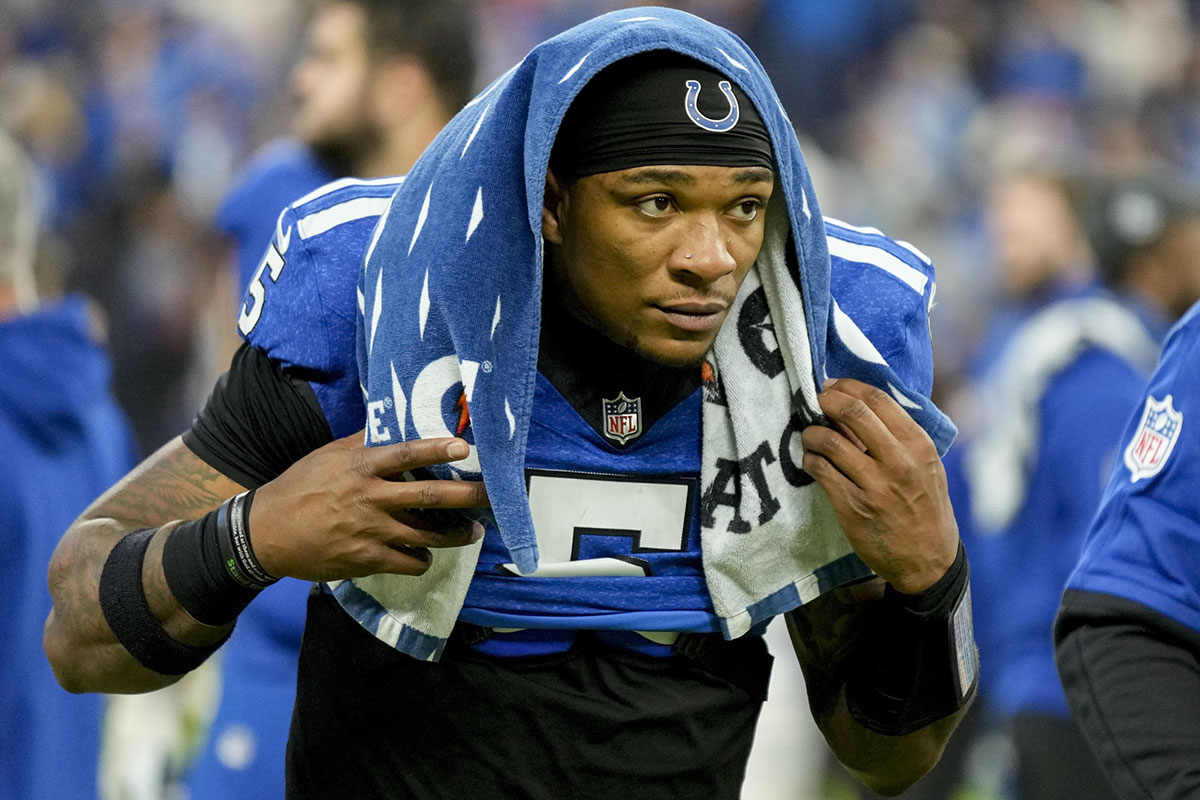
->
<box><xmin>654</xmin><ymin>301</ymin><xmax>729</xmax><ymax>332</ymax></box>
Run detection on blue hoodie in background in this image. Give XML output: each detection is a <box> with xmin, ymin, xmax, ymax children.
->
<box><xmin>0</xmin><ymin>296</ymin><xmax>137</xmax><ymax>800</ymax></box>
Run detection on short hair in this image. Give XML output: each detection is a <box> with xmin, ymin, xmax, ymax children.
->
<box><xmin>320</xmin><ymin>0</ymin><xmax>479</xmax><ymax>113</ymax></box>
<box><xmin>0</xmin><ymin>131</ymin><xmax>37</xmax><ymax>300</ymax></box>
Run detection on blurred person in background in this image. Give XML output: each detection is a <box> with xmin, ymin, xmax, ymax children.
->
<box><xmin>1054</xmin><ymin>174</ymin><xmax>1200</xmax><ymax>800</ymax></box>
<box><xmin>181</xmin><ymin>2</ymin><xmax>479</xmax><ymax>798</ymax></box>
<box><xmin>965</xmin><ymin>170</ymin><xmax>1095</xmax><ymax>385</ymax></box>
<box><xmin>832</xmin><ymin>169</ymin><xmax>1093</xmax><ymax>800</ymax></box>
<box><xmin>0</xmin><ymin>131</ymin><xmax>137</xmax><ymax>800</ymax></box>
<box><xmin>952</xmin><ymin>168</ymin><xmax>1200</xmax><ymax>800</ymax></box>
<box><xmin>220</xmin><ymin>0</ymin><xmax>478</xmax><ymax>296</ymax></box>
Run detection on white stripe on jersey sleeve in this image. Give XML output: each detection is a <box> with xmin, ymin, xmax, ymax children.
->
<box><xmin>832</xmin><ymin>300</ymin><xmax>888</xmax><ymax>365</ymax></box>
<box><xmin>825</xmin><ymin>216</ymin><xmax>934</xmax><ymax>266</ymax></box>
<box><xmin>297</xmin><ymin>196</ymin><xmax>393</xmax><ymax>240</ymax></box>
<box><xmin>824</xmin><ymin>216</ymin><xmax>888</xmax><ymax>238</ymax></box>
<box><xmin>826</xmin><ymin>235</ymin><xmax>929</xmax><ymax>295</ymax></box>
<box><xmin>292</xmin><ymin>175</ymin><xmax>405</xmax><ymax>209</ymax></box>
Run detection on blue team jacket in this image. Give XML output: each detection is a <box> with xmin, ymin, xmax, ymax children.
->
<box><xmin>0</xmin><ymin>297</ymin><xmax>136</xmax><ymax>800</ymax></box>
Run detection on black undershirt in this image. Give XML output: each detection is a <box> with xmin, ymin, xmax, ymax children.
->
<box><xmin>183</xmin><ymin>343</ymin><xmax>334</xmax><ymax>488</ymax></box>
<box><xmin>537</xmin><ymin>299</ymin><xmax>702</xmax><ymax>445</ymax></box>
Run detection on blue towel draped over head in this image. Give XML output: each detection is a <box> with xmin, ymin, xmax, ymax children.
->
<box><xmin>350</xmin><ymin>7</ymin><xmax>956</xmax><ymax>658</ymax></box>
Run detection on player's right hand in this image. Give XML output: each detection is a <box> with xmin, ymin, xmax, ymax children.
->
<box><xmin>248</xmin><ymin>431</ymin><xmax>489</xmax><ymax>581</ymax></box>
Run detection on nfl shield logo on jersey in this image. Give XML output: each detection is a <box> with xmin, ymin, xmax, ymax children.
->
<box><xmin>1124</xmin><ymin>394</ymin><xmax>1183</xmax><ymax>482</ymax></box>
<box><xmin>603</xmin><ymin>391</ymin><xmax>642</xmax><ymax>445</ymax></box>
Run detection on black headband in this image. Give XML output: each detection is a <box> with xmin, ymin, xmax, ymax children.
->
<box><xmin>550</xmin><ymin>51</ymin><xmax>774</xmax><ymax>180</ymax></box>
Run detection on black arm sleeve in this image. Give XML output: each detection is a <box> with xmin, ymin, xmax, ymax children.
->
<box><xmin>183</xmin><ymin>342</ymin><xmax>336</xmax><ymax>488</ymax></box>
<box><xmin>1055</xmin><ymin>590</ymin><xmax>1200</xmax><ymax>800</ymax></box>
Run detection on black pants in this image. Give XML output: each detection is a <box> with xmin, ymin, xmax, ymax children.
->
<box><xmin>1012</xmin><ymin>712</ymin><xmax>1120</xmax><ymax>800</ymax></box>
<box><xmin>286</xmin><ymin>589</ymin><xmax>773</xmax><ymax>799</ymax></box>
<box><xmin>1056</xmin><ymin>590</ymin><xmax>1200</xmax><ymax>800</ymax></box>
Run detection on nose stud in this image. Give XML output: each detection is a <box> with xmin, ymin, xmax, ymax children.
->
<box><xmin>684</xmin><ymin>253</ymin><xmax>692</xmax><ymax>259</ymax></box>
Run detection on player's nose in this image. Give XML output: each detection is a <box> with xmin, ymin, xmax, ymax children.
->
<box><xmin>670</xmin><ymin>215</ymin><xmax>736</xmax><ymax>284</ymax></box>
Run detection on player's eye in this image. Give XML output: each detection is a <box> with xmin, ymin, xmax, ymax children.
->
<box><xmin>636</xmin><ymin>195</ymin><xmax>674</xmax><ymax>217</ymax></box>
<box><xmin>728</xmin><ymin>199</ymin><xmax>761</xmax><ymax>221</ymax></box>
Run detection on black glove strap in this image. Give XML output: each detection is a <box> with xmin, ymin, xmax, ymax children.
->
<box><xmin>845</xmin><ymin>542</ymin><xmax>979</xmax><ymax>736</ymax></box>
<box><xmin>162</xmin><ymin>490</ymin><xmax>277</xmax><ymax>627</ymax></box>
<box><xmin>99</xmin><ymin>528</ymin><xmax>231</xmax><ymax>676</ymax></box>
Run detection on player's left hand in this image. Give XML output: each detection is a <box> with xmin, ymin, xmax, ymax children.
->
<box><xmin>801</xmin><ymin>378</ymin><xmax>958</xmax><ymax>594</ymax></box>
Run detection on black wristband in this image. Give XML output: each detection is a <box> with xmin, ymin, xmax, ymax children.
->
<box><xmin>99</xmin><ymin>528</ymin><xmax>231</xmax><ymax>676</ymax></box>
<box><xmin>162</xmin><ymin>490</ymin><xmax>278</xmax><ymax>627</ymax></box>
<box><xmin>845</xmin><ymin>542</ymin><xmax>978</xmax><ymax>736</ymax></box>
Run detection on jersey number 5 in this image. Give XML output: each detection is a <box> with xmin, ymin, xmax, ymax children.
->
<box><xmin>238</xmin><ymin>234</ymin><xmax>288</xmax><ymax>336</ymax></box>
<box><xmin>498</xmin><ymin>470</ymin><xmax>695</xmax><ymax>578</ymax></box>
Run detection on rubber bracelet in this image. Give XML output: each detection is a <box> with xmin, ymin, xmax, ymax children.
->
<box><xmin>216</xmin><ymin>490</ymin><xmax>277</xmax><ymax>588</ymax></box>
<box><xmin>162</xmin><ymin>490</ymin><xmax>277</xmax><ymax>627</ymax></box>
<box><xmin>99</xmin><ymin>528</ymin><xmax>231</xmax><ymax>676</ymax></box>
<box><xmin>845</xmin><ymin>542</ymin><xmax>979</xmax><ymax>736</ymax></box>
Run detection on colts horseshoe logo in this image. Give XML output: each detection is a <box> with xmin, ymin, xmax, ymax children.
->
<box><xmin>684</xmin><ymin>79</ymin><xmax>740</xmax><ymax>132</ymax></box>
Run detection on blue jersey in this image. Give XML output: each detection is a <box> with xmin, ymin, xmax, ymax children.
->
<box><xmin>461</xmin><ymin>378</ymin><xmax>712</xmax><ymax>636</ymax></box>
<box><xmin>1067</xmin><ymin>300</ymin><xmax>1200</xmax><ymax>637</ymax></box>
<box><xmin>237</xmin><ymin>176</ymin><xmax>404</xmax><ymax>435</ymax></box>
<box><xmin>216</xmin><ymin>139</ymin><xmax>336</xmax><ymax>295</ymax></box>
<box><xmin>0</xmin><ymin>297</ymin><xmax>136</xmax><ymax>800</ymax></box>
<box><xmin>955</xmin><ymin>286</ymin><xmax>1164</xmax><ymax>717</ymax></box>
<box><xmin>240</xmin><ymin>180</ymin><xmax>940</xmax><ymax>639</ymax></box>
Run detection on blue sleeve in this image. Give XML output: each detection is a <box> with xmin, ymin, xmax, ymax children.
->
<box><xmin>828</xmin><ymin>227</ymin><xmax>937</xmax><ymax>398</ymax></box>
<box><xmin>824</xmin><ymin>223</ymin><xmax>955</xmax><ymax>455</ymax></box>
<box><xmin>235</xmin><ymin>203</ymin><xmax>364</xmax><ymax>438</ymax></box>
<box><xmin>1067</xmin><ymin>308</ymin><xmax>1200</xmax><ymax>635</ymax></box>
<box><xmin>237</xmin><ymin>206</ymin><xmax>336</xmax><ymax>374</ymax></box>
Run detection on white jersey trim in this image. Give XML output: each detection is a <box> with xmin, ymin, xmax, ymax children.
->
<box><xmin>292</xmin><ymin>175</ymin><xmax>405</xmax><ymax>209</ymax></box>
<box><xmin>825</xmin><ymin>216</ymin><xmax>933</xmax><ymax>265</ymax></box>
<box><xmin>297</xmin><ymin>196</ymin><xmax>393</xmax><ymax>240</ymax></box>
<box><xmin>826</xmin><ymin>235</ymin><xmax>929</xmax><ymax>295</ymax></box>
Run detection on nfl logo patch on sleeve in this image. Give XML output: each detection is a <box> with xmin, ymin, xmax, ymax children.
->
<box><xmin>1124</xmin><ymin>394</ymin><xmax>1183</xmax><ymax>482</ymax></box>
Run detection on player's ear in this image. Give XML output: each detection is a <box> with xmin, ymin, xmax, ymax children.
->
<box><xmin>542</xmin><ymin>170</ymin><xmax>567</xmax><ymax>246</ymax></box>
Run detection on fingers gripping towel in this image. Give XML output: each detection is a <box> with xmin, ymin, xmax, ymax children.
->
<box><xmin>348</xmin><ymin>7</ymin><xmax>958</xmax><ymax>659</ymax></box>
<box><xmin>700</xmin><ymin>201</ymin><xmax>856</xmax><ymax>639</ymax></box>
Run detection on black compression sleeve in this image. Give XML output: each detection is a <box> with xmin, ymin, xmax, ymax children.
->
<box><xmin>163</xmin><ymin>490</ymin><xmax>277</xmax><ymax>626</ymax></box>
<box><xmin>183</xmin><ymin>342</ymin><xmax>335</xmax><ymax>488</ymax></box>
<box><xmin>845</xmin><ymin>543</ymin><xmax>978</xmax><ymax>736</ymax></box>
<box><xmin>1055</xmin><ymin>590</ymin><xmax>1200</xmax><ymax>799</ymax></box>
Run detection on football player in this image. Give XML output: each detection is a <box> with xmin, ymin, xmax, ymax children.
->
<box><xmin>46</xmin><ymin>10</ymin><xmax>974</xmax><ymax>798</ymax></box>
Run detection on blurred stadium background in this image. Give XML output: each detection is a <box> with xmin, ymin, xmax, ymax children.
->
<box><xmin>5</xmin><ymin>0</ymin><xmax>1198</xmax><ymax>798</ymax></box>
<box><xmin>8</xmin><ymin>0</ymin><xmax>1195</xmax><ymax>454</ymax></box>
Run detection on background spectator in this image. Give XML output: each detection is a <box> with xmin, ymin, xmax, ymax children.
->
<box><xmin>0</xmin><ymin>130</ymin><xmax>137</xmax><ymax>800</ymax></box>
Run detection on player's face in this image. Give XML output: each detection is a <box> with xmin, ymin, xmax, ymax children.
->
<box><xmin>543</xmin><ymin>164</ymin><xmax>775</xmax><ymax>367</ymax></box>
<box><xmin>291</xmin><ymin>2</ymin><xmax>375</xmax><ymax>157</ymax></box>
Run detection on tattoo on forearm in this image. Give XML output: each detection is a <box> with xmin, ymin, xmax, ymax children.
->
<box><xmin>47</xmin><ymin>438</ymin><xmax>244</xmax><ymax>674</ymax></box>
<box><xmin>90</xmin><ymin>439</ymin><xmax>240</xmax><ymax>528</ymax></box>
